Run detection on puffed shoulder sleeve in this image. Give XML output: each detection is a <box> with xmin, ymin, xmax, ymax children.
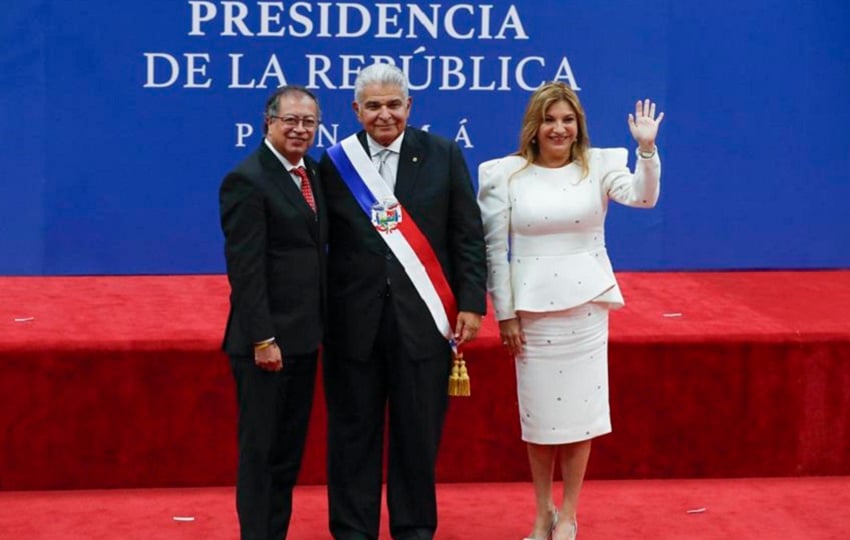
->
<box><xmin>598</xmin><ymin>147</ymin><xmax>661</xmax><ymax>208</ymax></box>
<box><xmin>477</xmin><ymin>157</ymin><xmax>520</xmax><ymax>321</ymax></box>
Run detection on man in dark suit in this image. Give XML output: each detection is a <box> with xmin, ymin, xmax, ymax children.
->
<box><xmin>219</xmin><ymin>85</ymin><xmax>326</xmax><ymax>540</ymax></box>
<box><xmin>319</xmin><ymin>63</ymin><xmax>487</xmax><ymax>540</ymax></box>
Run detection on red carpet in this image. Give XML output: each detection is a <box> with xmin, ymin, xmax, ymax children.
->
<box><xmin>2</xmin><ymin>271</ymin><xmax>850</xmax><ymax>490</ymax></box>
<box><xmin>1</xmin><ymin>478</ymin><xmax>848</xmax><ymax>539</ymax></box>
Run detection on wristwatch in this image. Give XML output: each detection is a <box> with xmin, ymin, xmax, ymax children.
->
<box><xmin>637</xmin><ymin>147</ymin><xmax>657</xmax><ymax>159</ymax></box>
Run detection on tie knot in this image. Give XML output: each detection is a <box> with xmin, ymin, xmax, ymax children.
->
<box><xmin>292</xmin><ymin>166</ymin><xmax>308</xmax><ymax>181</ymax></box>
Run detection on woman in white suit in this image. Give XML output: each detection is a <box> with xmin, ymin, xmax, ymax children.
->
<box><xmin>478</xmin><ymin>82</ymin><xmax>664</xmax><ymax>540</ymax></box>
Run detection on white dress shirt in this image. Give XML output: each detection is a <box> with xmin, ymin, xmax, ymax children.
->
<box><xmin>367</xmin><ymin>133</ymin><xmax>404</xmax><ymax>191</ymax></box>
<box><xmin>264</xmin><ymin>138</ymin><xmax>306</xmax><ymax>187</ymax></box>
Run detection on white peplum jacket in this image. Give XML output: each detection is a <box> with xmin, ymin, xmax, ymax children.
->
<box><xmin>477</xmin><ymin>148</ymin><xmax>661</xmax><ymax>322</ymax></box>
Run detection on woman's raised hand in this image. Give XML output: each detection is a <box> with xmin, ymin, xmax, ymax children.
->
<box><xmin>628</xmin><ymin>98</ymin><xmax>664</xmax><ymax>151</ymax></box>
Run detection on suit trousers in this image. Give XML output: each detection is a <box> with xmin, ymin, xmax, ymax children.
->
<box><xmin>325</xmin><ymin>292</ymin><xmax>451</xmax><ymax>540</ymax></box>
<box><xmin>230</xmin><ymin>350</ymin><xmax>318</xmax><ymax>540</ymax></box>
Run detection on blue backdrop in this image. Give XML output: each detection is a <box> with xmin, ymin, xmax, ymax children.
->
<box><xmin>2</xmin><ymin>0</ymin><xmax>848</xmax><ymax>275</ymax></box>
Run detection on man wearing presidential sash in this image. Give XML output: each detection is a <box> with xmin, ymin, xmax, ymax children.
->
<box><xmin>320</xmin><ymin>63</ymin><xmax>487</xmax><ymax>540</ymax></box>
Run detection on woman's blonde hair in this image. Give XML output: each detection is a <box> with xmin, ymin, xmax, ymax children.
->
<box><xmin>515</xmin><ymin>81</ymin><xmax>590</xmax><ymax>177</ymax></box>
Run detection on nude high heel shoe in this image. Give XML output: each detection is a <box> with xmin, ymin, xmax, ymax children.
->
<box><xmin>522</xmin><ymin>508</ymin><xmax>558</xmax><ymax>540</ymax></box>
<box><xmin>552</xmin><ymin>518</ymin><xmax>577</xmax><ymax>540</ymax></box>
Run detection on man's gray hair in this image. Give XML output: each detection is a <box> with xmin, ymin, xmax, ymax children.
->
<box><xmin>354</xmin><ymin>63</ymin><xmax>409</xmax><ymax>103</ymax></box>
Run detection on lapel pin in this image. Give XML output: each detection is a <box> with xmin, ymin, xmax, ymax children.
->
<box><xmin>412</xmin><ymin>156</ymin><xmax>419</xmax><ymax>163</ymax></box>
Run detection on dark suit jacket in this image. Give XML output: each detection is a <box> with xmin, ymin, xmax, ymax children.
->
<box><xmin>319</xmin><ymin>127</ymin><xmax>486</xmax><ymax>360</ymax></box>
<box><xmin>220</xmin><ymin>143</ymin><xmax>326</xmax><ymax>357</ymax></box>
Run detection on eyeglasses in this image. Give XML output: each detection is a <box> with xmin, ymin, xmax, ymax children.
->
<box><xmin>269</xmin><ymin>115</ymin><xmax>319</xmax><ymax>130</ymax></box>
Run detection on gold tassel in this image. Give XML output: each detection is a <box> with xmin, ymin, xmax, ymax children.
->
<box><xmin>457</xmin><ymin>357</ymin><xmax>471</xmax><ymax>396</ymax></box>
<box><xmin>448</xmin><ymin>352</ymin><xmax>471</xmax><ymax>397</ymax></box>
<box><xmin>448</xmin><ymin>357</ymin><xmax>460</xmax><ymax>395</ymax></box>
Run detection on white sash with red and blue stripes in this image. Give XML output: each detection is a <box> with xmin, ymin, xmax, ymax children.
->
<box><xmin>327</xmin><ymin>134</ymin><xmax>457</xmax><ymax>344</ymax></box>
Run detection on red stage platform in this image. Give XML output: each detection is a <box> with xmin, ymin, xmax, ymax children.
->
<box><xmin>2</xmin><ymin>271</ymin><xmax>849</xmax><ymax>490</ymax></box>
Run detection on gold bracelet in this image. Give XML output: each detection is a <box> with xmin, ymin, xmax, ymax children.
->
<box><xmin>253</xmin><ymin>340</ymin><xmax>275</xmax><ymax>351</ymax></box>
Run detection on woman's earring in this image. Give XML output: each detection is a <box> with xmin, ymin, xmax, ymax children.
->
<box><xmin>531</xmin><ymin>138</ymin><xmax>537</xmax><ymax>144</ymax></box>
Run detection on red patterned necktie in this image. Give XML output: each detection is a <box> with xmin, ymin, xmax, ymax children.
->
<box><xmin>292</xmin><ymin>166</ymin><xmax>316</xmax><ymax>212</ymax></box>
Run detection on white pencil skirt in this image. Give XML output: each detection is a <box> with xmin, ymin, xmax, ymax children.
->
<box><xmin>515</xmin><ymin>303</ymin><xmax>612</xmax><ymax>444</ymax></box>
